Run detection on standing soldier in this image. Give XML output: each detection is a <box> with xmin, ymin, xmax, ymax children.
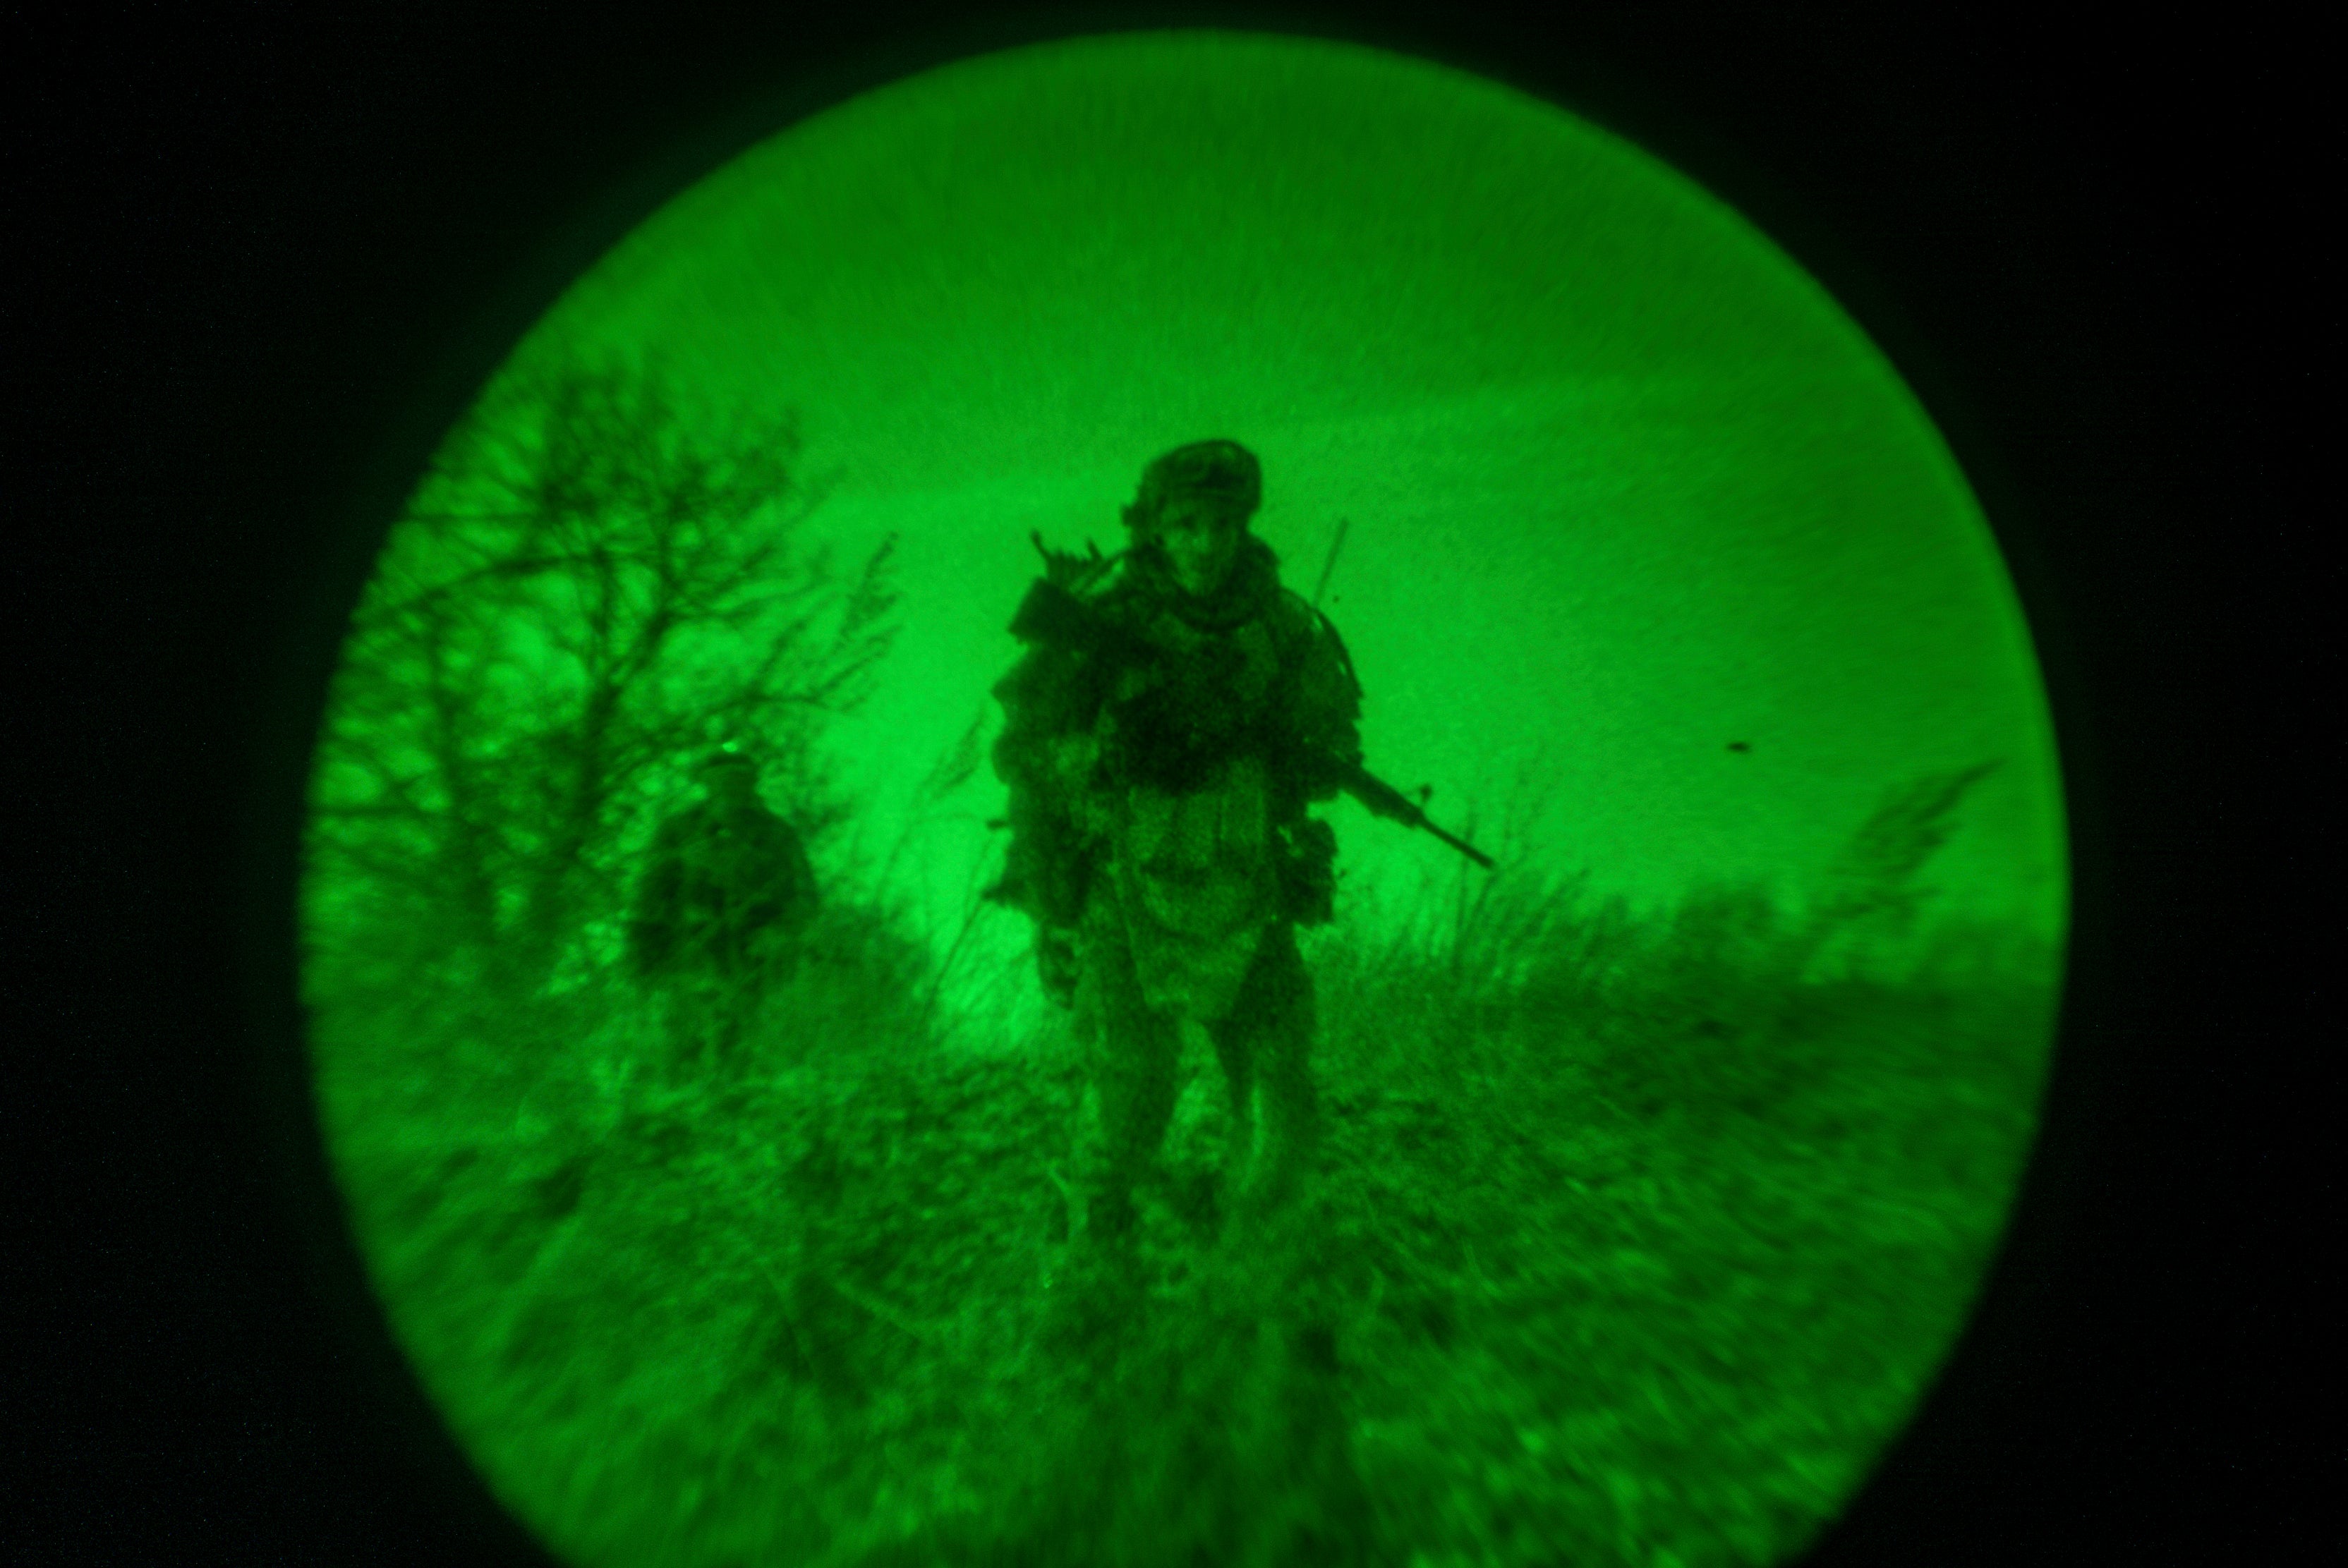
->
<box><xmin>627</xmin><ymin>746</ymin><xmax>819</xmax><ymax>1078</ymax></box>
<box><xmin>988</xmin><ymin>439</ymin><xmax>1364</xmax><ymax>1255</ymax></box>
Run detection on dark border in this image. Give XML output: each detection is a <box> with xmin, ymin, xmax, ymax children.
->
<box><xmin>13</xmin><ymin>3</ymin><xmax>2311</xmax><ymax>1563</ymax></box>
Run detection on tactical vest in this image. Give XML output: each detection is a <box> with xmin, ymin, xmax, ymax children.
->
<box><xmin>993</xmin><ymin>540</ymin><xmax>1358</xmax><ymax>1016</ymax></box>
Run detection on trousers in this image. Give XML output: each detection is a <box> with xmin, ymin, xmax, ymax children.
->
<box><xmin>1074</xmin><ymin>914</ymin><xmax>1320</xmax><ymax>1242</ymax></box>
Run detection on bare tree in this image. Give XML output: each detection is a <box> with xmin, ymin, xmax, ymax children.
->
<box><xmin>303</xmin><ymin>356</ymin><xmax>899</xmax><ymax>1000</ymax></box>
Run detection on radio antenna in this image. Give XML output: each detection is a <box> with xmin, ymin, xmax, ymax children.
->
<box><xmin>1310</xmin><ymin>517</ymin><xmax>1350</xmax><ymax>612</ymax></box>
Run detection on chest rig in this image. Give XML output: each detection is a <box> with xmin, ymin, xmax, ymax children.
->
<box><xmin>1090</xmin><ymin>546</ymin><xmax>1304</xmax><ymax>799</ymax></box>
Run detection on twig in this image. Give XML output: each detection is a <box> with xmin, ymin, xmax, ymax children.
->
<box><xmin>752</xmin><ymin>1252</ymin><xmax>939</xmax><ymax>1349</ymax></box>
<box><xmin>827</xmin><ymin>1271</ymin><xmax>940</xmax><ymax>1347</ymax></box>
<box><xmin>752</xmin><ymin>1255</ymin><xmax>825</xmax><ymax>1369</ymax></box>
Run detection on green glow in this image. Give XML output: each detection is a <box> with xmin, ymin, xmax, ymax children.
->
<box><xmin>305</xmin><ymin>30</ymin><xmax>2066</xmax><ymax>1568</ymax></box>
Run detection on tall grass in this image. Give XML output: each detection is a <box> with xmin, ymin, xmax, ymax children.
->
<box><xmin>310</xmin><ymin>763</ymin><xmax>2057</xmax><ymax>1568</ymax></box>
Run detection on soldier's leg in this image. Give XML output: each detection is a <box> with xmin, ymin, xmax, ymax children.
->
<box><xmin>695</xmin><ymin>974</ymin><xmax>732</xmax><ymax>1078</ymax></box>
<box><xmin>1208</xmin><ymin>1005</ymin><xmax>1259</xmax><ymax>1203</ymax></box>
<box><xmin>686</xmin><ymin>971</ymin><xmax>739</xmax><ymax>1081</ymax></box>
<box><xmin>1221</xmin><ymin>925</ymin><xmax>1320</xmax><ymax>1227</ymax></box>
<box><xmin>717</xmin><ymin>966</ymin><xmax>771</xmax><ymax>1078</ymax></box>
<box><xmin>1075</xmin><ymin>919</ymin><xmax>1180</xmax><ymax>1244</ymax></box>
<box><xmin>708</xmin><ymin>973</ymin><xmax>741</xmax><ymax>1072</ymax></box>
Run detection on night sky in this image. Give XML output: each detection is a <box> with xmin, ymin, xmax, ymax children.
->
<box><xmin>465</xmin><ymin>31</ymin><xmax>2066</xmax><ymax>983</ymax></box>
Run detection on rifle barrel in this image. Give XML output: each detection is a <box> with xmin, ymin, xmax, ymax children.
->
<box><xmin>1422</xmin><ymin>820</ymin><xmax>1497</xmax><ymax>870</ymax></box>
<box><xmin>1338</xmin><ymin>763</ymin><xmax>1494</xmax><ymax>870</ymax></box>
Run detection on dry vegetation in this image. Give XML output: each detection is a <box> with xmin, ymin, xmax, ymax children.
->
<box><xmin>312</xmin><ymin>765</ymin><xmax>2057</xmax><ymax>1568</ymax></box>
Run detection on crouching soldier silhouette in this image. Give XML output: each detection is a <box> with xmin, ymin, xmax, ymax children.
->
<box><xmin>989</xmin><ymin>439</ymin><xmax>1364</xmax><ymax>1264</ymax></box>
<box><xmin>626</xmin><ymin>746</ymin><xmax>818</xmax><ymax>1079</ymax></box>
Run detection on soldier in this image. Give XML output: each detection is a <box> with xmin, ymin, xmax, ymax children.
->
<box><xmin>626</xmin><ymin>746</ymin><xmax>819</xmax><ymax>1078</ymax></box>
<box><xmin>989</xmin><ymin>439</ymin><xmax>1364</xmax><ymax>1255</ymax></box>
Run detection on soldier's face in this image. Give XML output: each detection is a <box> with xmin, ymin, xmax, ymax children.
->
<box><xmin>1158</xmin><ymin>497</ymin><xmax>1244</xmax><ymax>597</ymax></box>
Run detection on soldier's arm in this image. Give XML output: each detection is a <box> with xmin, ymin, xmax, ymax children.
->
<box><xmin>991</xmin><ymin>643</ymin><xmax>1104</xmax><ymax>767</ymax></box>
<box><xmin>989</xmin><ymin>639</ymin><xmax>1108</xmax><ymax>929</ymax></box>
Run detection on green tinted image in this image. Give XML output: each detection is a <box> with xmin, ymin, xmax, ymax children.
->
<box><xmin>303</xmin><ymin>30</ymin><xmax>2066</xmax><ymax>1568</ymax></box>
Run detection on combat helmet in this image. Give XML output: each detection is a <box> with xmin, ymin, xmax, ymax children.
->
<box><xmin>1121</xmin><ymin>439</ymin><xmax>1262</xmax><ymax>533</ymax></box>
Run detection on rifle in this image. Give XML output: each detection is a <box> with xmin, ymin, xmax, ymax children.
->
<box><xmin>1332</xmin><ymin>760</ymin><xmax>1495</xmax><ymax>869</ymax></box>
<box><xmin>1006</xmin><ymin>571</ymin><xmax>1495</xmax><ymax>870</ymax></box>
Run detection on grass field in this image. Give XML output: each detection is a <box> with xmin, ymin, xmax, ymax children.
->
<box><xmin>310</xmin><ymin>783</ymin><xmax>2058</xmax><ymax>1568</ymax></box>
